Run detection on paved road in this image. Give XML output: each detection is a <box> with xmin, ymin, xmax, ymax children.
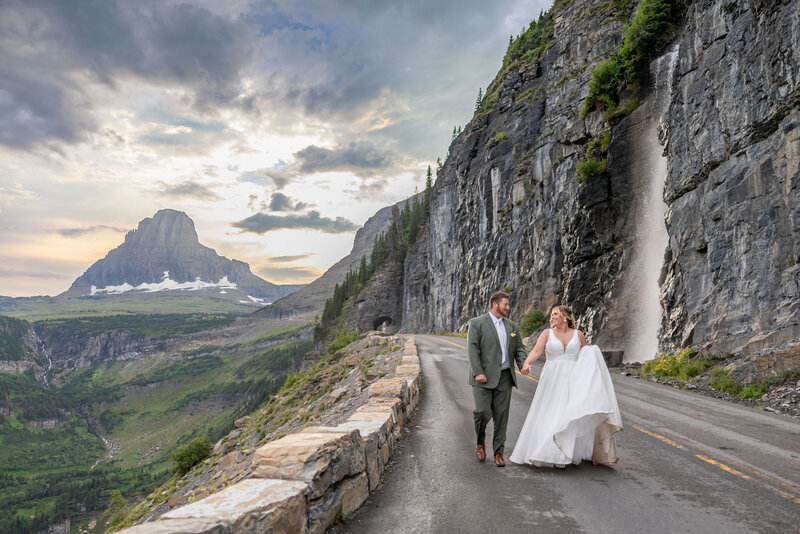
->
<box><xmin>331</xmin><ymin>335</ymin><xmax>800</xmax><ymax>533</ymax></box>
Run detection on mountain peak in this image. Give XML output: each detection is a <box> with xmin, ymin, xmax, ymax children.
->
<box><xmin>123</xmin><ymin>209</ymin><xmax>200</xmax><ymax>249</ymax></box>
<box><xmin>65</xmin><ymin>210</ymin><xmax>303</xmax><ymax>305</ymax></box>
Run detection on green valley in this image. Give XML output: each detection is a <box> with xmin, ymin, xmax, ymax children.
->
<box><xmin>0</xmin><ymin>294</ymin><xmax>257</xmax><ymax>321</ymax></box>
<box><xmin>0</xmin><ymin>313</ymin><xmax>312</xmax><ymax>533</ymax></box>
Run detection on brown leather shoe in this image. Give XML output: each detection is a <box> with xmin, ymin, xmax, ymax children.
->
<box><xmin>494</xmin><ymin>453</ymin><xmax>505</xmax><ymax>467</ymax></box>
<box><xmin>476</xmin><ymin>444</ymin><xmax>486</xmax><ymax>462</ymax></box>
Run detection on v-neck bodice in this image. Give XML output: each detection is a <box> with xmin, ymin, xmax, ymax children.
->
<box><xmin>545</xmin><ymin>328</ymin><xmax>579</xmax><ymax>362</ymax></box>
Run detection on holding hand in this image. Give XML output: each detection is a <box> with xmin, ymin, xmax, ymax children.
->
<box><xmin>521</xmin><ymin>363</ymin><xmax>531</xmax><ymax>375</ymax></box>
<box><xmin>475</xmin><ymin>373</ymin><xmax>488</xmax><ymax>384</ymax></box>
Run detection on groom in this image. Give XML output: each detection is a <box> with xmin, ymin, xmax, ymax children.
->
<box><xmin>467</xmin><ymin>291</ymin><xmax>527</xmax><ymax>467</ymax></box>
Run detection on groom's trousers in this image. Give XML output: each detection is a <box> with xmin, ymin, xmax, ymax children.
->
<box><xmin>472</xmin><ymin>368</ymin><xmax>513</xmax><ymax>455</ymax></box>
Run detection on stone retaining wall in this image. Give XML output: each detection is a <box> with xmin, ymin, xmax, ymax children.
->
<box><xmin>120</xmin><ymin>336</ymin><xmax>421</xmax><ymax>534</ymax></box>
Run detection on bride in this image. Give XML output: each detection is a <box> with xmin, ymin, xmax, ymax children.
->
<box><xmin>509</xmin><ymin>305</ymin><xmax>622</xmax><ymax>468</ymax></box>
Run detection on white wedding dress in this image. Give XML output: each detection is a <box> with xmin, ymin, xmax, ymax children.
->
<box><xmin>509</xmin><ymin>328</ymin><xmax>622</xmax><ymax>467</ymax></box>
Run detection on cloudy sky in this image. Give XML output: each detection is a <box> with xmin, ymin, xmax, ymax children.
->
<box><xmin>0</xmin><ymin>0</ymin><xmax>551</xmax><ymax>297</ymax></box>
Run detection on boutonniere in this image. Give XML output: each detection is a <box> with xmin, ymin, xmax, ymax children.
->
<box><xmin>511</xmin><ymin>332</ymin><xmax>517</xmax><ymax>337</ymax></box>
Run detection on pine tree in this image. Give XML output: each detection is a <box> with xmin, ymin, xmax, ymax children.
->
<box><xmin>425</xmin><ymin>165</ymin><xmax>433</xmax><ymax>211</ymax></box>
<box><xmin>358</xmin><ymin>256</ymin><xmax>369</xmax><ymax>287</ymax></box>
<box><xmin>475</xmin><ymin>88</ymin><xmax>483</xmax><ymax>111</ymax></box>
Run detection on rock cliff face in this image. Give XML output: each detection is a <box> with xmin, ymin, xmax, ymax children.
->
<box><xmin>0</xmin><ymin>316</ymin><xmax>44</xmax><ymax>374</ymax></box>
<box><xmin>34</xmin><ymin>325</ymin><xmax>169</xmax><ymax>369</ymax></box>
<box><xmin>660</xmin><ymin>0</ymin><xmax>800</xmax><ymax>359</ymax></box>
<box><xmin>404</xmin><ymin>0</ymin><xmax>633</xmax><ymax>347</ymax></box>
<box><xmin>398</xmin><ymin>0</ymin><xmax>799</xmax><ymax>362</ymax></box>
<box><xmin>66</xmin><ymin>209</ymin><xmax>302</xmax><ymax>304</ymax></box>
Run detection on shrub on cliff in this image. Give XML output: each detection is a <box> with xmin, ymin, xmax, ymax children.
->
<box><xmin>172</xmin><ymin>436</ymin><xmax>212</xmax><ymax>476</ymax></box>
<box><xmin>582</xmin><ymin>0</ymin><xmax>682</xmax><ymax>119</ymax></box>
<box><xmin>576</xmin><ymin>131</ymin><xmax>612</xmax><ymax>182</ymax></box>
<box><xmin>102</xmin><ymin>489</ymin><xmax>128</xmax><ymax>531</ymax></box>
<box><xmin>520</xmin><ymin>309</ymin><xmax>547</xmax><ymax>338</ymax></box>
<box><xmin>327</xmin><ymin>327</ymin><xmax>360</xmax><ymax>355</ymax></box>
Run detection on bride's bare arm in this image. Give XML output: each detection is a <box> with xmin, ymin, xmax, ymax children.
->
<box><xmin>578</xmin><ymin>330</ymin><xmax>587</xmax><ymax>348</ymax></box>
<box><xmin>521</xmin><ymin>330</ymin><xmax>548</xmax><ymax>374</ymax></box>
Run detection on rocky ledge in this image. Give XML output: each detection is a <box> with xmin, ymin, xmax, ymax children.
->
<box><xmin>119</xmin><ymin>337</ymin><xmax>422</xmax><ymax>534</ymax></box>
<box><xmin>617</xmin><ymin>363</ymin><xmax>800</xmax><ymax>418</ymax></box>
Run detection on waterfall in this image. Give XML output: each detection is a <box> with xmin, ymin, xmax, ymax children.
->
<box><xmin>624</xmin><ymin>44</ymin><xmax>679</xmax><ymax>362</ymax></box>
<box><xmin>32</xmin><ymin>326</ymin><xmax>53</xmax><ymax>388</ymax></box>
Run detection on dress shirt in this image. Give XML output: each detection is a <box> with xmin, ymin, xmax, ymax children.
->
<box><xmin>490</xmin><ymin>312</ymin><xmax>509</xmax><ymax>370</ymax></box>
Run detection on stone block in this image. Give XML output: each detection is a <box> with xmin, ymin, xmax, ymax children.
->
<box><xmin>131</xmin><ymin>479</ymin><xmax>309</xmax><ymax>534</ymax></box>
<box><xmin>252</xmin><ymin>429</ymin><xmax>365</xmax><ymax>499</ymax></box>
<box><xmin>351</xmin><ymin>397</ymin><xmax>402</xmax><ymax>430</ymax></box>
<box><xmin>119</xmin><ymin>517</ymin><xmax>228</xmax><ymax>534</ymax></box>
<box><xmin>401</xmin><ymin>356</ymin><xmax>420</xmax><ymax>365</ymax></box>
<box><xmin>335</xmin><ymin>416</ymin><xmax>391</xmax><ymax>490</ymax></box>
<box><xmin>405</xmin><ymin>377</ymin><xmax>419</xmax><ymax>410</ymax></box>
<box><xmin>307</xmin><ymin>488</ymin><xmax>341</xmax><ymax>534</ymax></box>
<box><xmin>404</xmin><ymin>347</ymin><xmax>418</xmax><ymax>356</ymax></box>
<box><xmin>368</xmin><ymin>377</ymin><xmax>409</xmax><ymax>403</ymax></box>
<box><xmin>339</xmin><ymin>473</ymin><xmax>369</xmax><ymax>516</ymax></box>
<box><xmin>394</xmin><ymin>364</ymin><xmax>420</xmax><ymax>377</ymax></box>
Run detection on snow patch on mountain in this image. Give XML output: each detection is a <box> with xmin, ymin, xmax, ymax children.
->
<box><xmin>90</xmin><ymin>271</ymin><xmax>238</xmax><ymax>295</ymax></box>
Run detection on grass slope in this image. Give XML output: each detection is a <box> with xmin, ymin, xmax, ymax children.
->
<box><xmin>1</xmin><ymin>294</ymin><xmax>255</xmax><ymax>321</ymax></box>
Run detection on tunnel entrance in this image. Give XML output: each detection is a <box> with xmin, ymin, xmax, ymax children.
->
<box><xmin>373</xmin><ymin>316</ymin><xmax>393</xmax><ymax>331</ymax></box>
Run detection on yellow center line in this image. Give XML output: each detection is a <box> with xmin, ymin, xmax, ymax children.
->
<box><xmin>435</xmin><ymin>337</ymin><xmax>467</xmax><ymax>349</ymax></box>
<box><xmin>633</xmin><ymin>424</ymin><xmax>684</xmax><ymax>449</ymax></box>
<box><xmin>694</xmin><ymin>454</ymin><xmax>751</xmax><ymax>479</ymax></box>
<box><xmin>515</xmin><ymin>370</ymin><xmax>539</xmax><ymax>383</ymax></box>
<box><xmin>634</xmin><ymin>424</ymin><xmax>800</xmax><ymax>504</ymax></box>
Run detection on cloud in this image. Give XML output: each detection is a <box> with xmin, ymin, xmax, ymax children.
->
<box><xmin>0</xmin><ymin>269</ymin><xmax>71</xmax><ymax>279</ymax></box>
<box><xmin>57</xmin><ymin>225</ymin><xmax>126</xmax><ymax>237</ymax></box>
<box><xmin>0</xmin><ymin>0</ymin><xmax>254</xmax><ymax>149</ymax></box>
<box><xmin>162</xmin><ymin>181</ymin><xmax>222</xmax><ymax>200</ymax></box>
<box><xmin>294</xmin><ymin>142</ymin><xmax>396</xmax><ymax>174</ymax></box>
<box><xmin>266</xmin><ymin>253</ymin><xmax>314</xmax><ymax>262</ymax></box>
<box><xmin>259</xmin><ymin>140</ymin><xmax>399</xmax><ymax>187</ymax></box>
<box><xmin>238</xmin><ymin>169</ymin><xmax>292</xmax><ymax>189</ymax></box>
<box><xmin>268</xmin><ymin>192</ymin><xmax>310</xmax><ymax>212</ymax></box>
<box><xmin>257</xmin><ymin>265</ymin><xmax>322</xmax><ymax>283</ymax></box>
<box><xmin>0</xmin><ymin>184</ymin><xmax>38</xmax><ymax>213</ymax></box>
<box><xmin>232</xmin><ymin>210</ymin><xmax>358</xmax><ymax>234</ymax></box>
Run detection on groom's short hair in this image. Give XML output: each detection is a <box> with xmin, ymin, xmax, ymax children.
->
<box><xmin>489</xmin><ymin>291</ymin><xmax>509</xmax><ymax>307</ymax></box>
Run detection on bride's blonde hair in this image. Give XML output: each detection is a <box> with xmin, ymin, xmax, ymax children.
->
<box><xmin>552</xmin><ymin>305</ymin><xmax>576</xmax><ymax>329</ymax></box>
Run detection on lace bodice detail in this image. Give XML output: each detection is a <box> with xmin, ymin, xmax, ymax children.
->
<box><xmin>545</xmin><ymin>328</ymin><xmax>580</xmax><ymax>362</ymax></box>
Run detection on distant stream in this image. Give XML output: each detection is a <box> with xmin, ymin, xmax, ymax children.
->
<box><xmin>91</xmin><ymin>432</ymin><xmax>119</xmax><ymax>470</ymax></box>
<box><xmin>32</xmin><ymin>326</ymin><xmax>119</xmax><ymax>468</ymax></box>
<box><xmin>32</xmin><ymin>326</ymin><xmax>53</xmax><ymax>388</ymax></box>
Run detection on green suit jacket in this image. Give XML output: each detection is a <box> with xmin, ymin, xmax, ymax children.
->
<box><xmin>467</xmin><ymin>313</ymin><xmax>527</xmax><ymax>389</ymax></box>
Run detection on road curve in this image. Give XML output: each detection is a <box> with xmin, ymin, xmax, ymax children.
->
<box><xmin>330</xmin><ymin>335</ymin><xmax>800</xmax><ymax>533</ymax></box>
